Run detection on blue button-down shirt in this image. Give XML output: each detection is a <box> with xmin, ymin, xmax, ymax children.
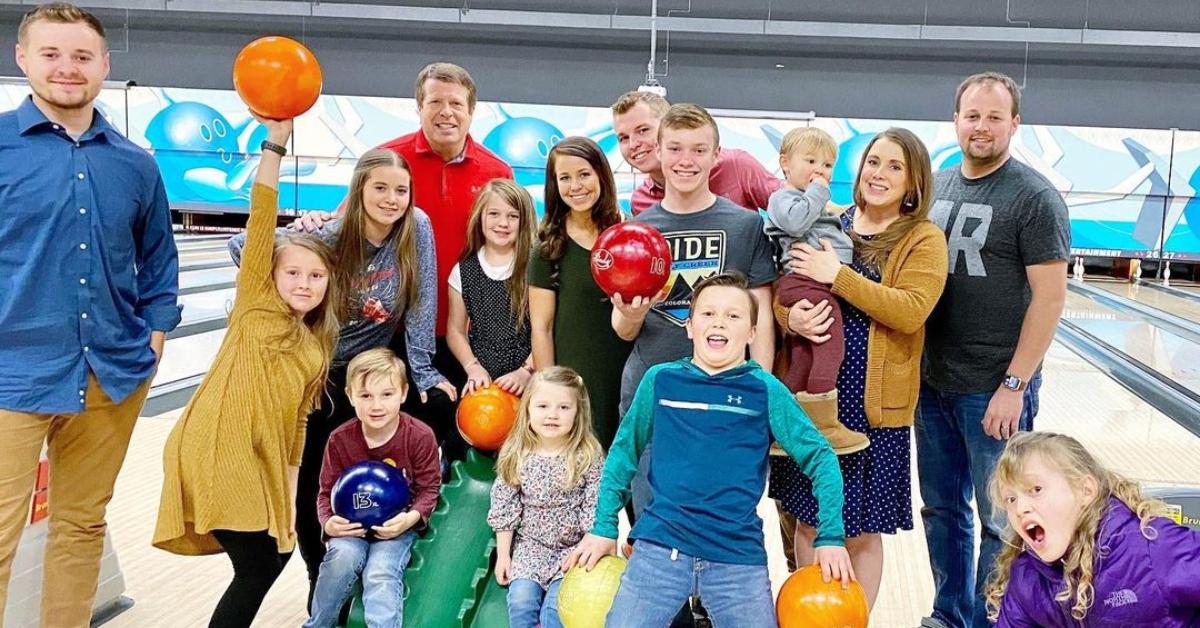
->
<box><xmin>0</xmin><ymin>97</ymin><xmax>181</xmax><ymax>414</ymax></box>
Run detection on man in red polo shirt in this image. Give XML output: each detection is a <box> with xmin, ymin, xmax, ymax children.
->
<box><xmin>611</xmin><ymin>91</ymin><xmax>781</xmax><ymax>215</ymax></box>
<box><xmin>379</xmin><ymin>63</ymin><xmax>513</xmax><ymax>339</ymax></box>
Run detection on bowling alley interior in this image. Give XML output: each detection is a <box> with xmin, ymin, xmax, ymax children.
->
<box><xmin>2</xmin><ymin>1</ymin><xmax>1200</xmax><ymax>627</ymax></box>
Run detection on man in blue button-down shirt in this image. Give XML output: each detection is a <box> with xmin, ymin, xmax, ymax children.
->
<box><xmin>0</xmin><ymin>5</ymin><xmax>179</xmax><ymax>625</ymax></box>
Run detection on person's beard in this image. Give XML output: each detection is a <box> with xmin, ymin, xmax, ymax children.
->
<box><xmin>32</xmin><ymin>81</ymin><xmax>96</xmax><ymax>111</ymax></box>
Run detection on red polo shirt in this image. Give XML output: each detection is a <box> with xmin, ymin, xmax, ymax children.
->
<box><xmin>378</xmin><ymin>131</ymin><xmax>513</xmax><ymax>335</ymax></box>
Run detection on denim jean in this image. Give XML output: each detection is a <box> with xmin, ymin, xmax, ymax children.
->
<box><xmin>605</xmin><ymin>540</ymin><xmax>776</xmax><ymax>628</ymax></box>
<box><xmin>506</xmin><ymin>577</ymin><xmax>563</xmax><ymax>628</ymax></box>
<box><xmin>303</xmin><ymin>531</ymin><xmax>417</xmax><ymax>628</ymax></box>
<box><xmin>915</xmin><ymin>375</ymin><xmax>1041</xmax><ymax>628</ymax></box>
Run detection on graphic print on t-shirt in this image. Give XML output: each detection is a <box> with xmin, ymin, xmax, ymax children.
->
<box><xmin>652</xmin><ymin>229</ymin><xmax>726</xmax><ymax>326</ymax></box>
<box><xmin>930</xmin><ymin>199</ymin><xmax>993</xmax><ymax>277</ymax></box>
<box><xmin>354</xmin><ymin>267</ymin><xmax>397</xmax><ymax>324</ymax></box>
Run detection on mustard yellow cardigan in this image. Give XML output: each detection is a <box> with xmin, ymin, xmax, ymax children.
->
<box><xmin>829</xmin><ymin>220</ymin><xmax>948</xmax><ymax>428</ymax></box>
<box><xmin>154</xmin><ymin>185</ymin><xmax>325</xmax><ymax>555</ymax></box>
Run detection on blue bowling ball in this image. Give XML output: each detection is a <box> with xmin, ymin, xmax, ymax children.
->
<box><xmin>331</xmin><ymin>461</ymin><xmax>410</xmax><ymax>528</ymax></box>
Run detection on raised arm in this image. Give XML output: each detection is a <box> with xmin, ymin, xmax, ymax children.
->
<box><xmin>235</xmin><ymin>117</ymin><xmax>293</xmax><ymax>299</ymax></box>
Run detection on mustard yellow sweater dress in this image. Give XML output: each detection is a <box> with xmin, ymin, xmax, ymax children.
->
<box><xmin>154</xmin><ymin>184</ymin><xmax>325</xmax><ymax>556</ymax></box>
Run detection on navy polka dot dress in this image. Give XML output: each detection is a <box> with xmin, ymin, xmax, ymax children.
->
<box><xmin>769</xmin><ymin>209</ymin><xmax>913</xmax><ymax>537</ymax></box>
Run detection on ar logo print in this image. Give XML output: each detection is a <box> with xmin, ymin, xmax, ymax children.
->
<box><xmin>930</xmin><ymin>199</ymin><xmax>993</xmax><ymax>278</ymax></box>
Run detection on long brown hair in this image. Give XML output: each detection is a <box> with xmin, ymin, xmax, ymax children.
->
<box><xmin>334</xmin><ymin>149</ymin><xmax>420</xmax><ymax>315</ymax></box>
<box><xmin>850</xmin><ymin>127</ymin><xmax>934</xmax><ymax>269</ymax></box>
<box><xmin>984</xmin><ymin>431</ymin><xmax>1169</xmax><ymax>623</ymax></box>
<box><xmin>461</xmin><ymin>179</ymin><xmax>536</xmax><ymax>328</ymax></box>
<box><xmin>272</xmin><ymin>233</ymin><xmax>342</xmax><ymax>408</ymax></box>
<box><xmin>536</xmin><ymin>137</ymin><xmax>622</xmax><ymax>262</ymax></box>
<box><xmin>495</xmin><ymin>366</ymin><xmax>602</xmax><ymax>490</ymax></box>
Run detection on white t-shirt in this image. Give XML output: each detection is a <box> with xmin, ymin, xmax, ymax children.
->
<box><xmin>448</xmin><ymin>248</ymin><xmax>515</xmax><ymax>293</ymax></box>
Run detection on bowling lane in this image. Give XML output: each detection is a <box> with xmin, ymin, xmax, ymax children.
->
<box><xmin>1063</xmin><ymin>291</ymin><xmax>1200</xmax><ymax>394</ymax></box>
<box><xmin>152</xmin><ymin>328</ymin><xmax>225</xmax><ymax>386</ymax></box>
<box><xmin>178</xmin><ymin>246</ymin><xmax>231</xmax><ymax>265</ymax></box>
<box><xmin>178</xmin><ymin>287</ymin><xmax>234</xmax><ymax>325</ymax></box>
<box><xmin>1088</xmin><ymin>279</ymin><xmax>1200</xmax><ymax>322</ymax></box>
<box><xmin>178</xmin><ymin>266</ymin><xmax>236</xmax><ymax>292</ymax></box>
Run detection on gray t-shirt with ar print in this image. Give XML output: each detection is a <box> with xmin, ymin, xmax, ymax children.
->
<box><xmin>923</xmin><ymin>158</ymin><xmax>1070</xmax><ymax>394</ymax></box>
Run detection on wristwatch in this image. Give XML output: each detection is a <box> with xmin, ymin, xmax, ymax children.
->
<box><xmin>1001</xmin><ymin>374</ymin><xmax>1026</xmax><ymax>392</ymax></box>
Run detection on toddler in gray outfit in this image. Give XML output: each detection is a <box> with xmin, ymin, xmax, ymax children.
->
<box><xmin>764</xmin><ymin>127</ymin><xmax>866</xmax><ymax>456</ymax></box>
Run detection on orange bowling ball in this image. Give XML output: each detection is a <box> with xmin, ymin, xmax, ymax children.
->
<box><xmin>456</xmin><ymin>386</ymin><xmax>520</xmax><ymax>451</ymax></box>
<box><xmin>232</xmin><ymin>36</ymin><xmax>322</xmax><ymax>119</ymax></box>
<box><xmin>776</xmin><ymin>565</ymin><xmax>869</xmax><ymax>628</ymax></box>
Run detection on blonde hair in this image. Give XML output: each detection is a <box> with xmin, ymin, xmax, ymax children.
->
<box><xmin>271</xmin><ymin>234</ymin><xmax>342</xmax><ymax>408</ymax></box>
<box><xmin>18</xmin><ymin>3</ymin><xmax>105</xmax><ymax>46</ymax></box>
<box><xmin>611</xmin><ymin>90</ymin><xmax>669</xmax><ymax>117</ymax></box>
<box><xmin>462</xmin><ymin>179</ymin><xmax>536</xmax><ymax>328</ymax></box>
<box><xmin>335</xmin><ymin>149</ymin><xmax>420</xmax><ymax>317</ymax></box>
<box><xmin>344</xmin><ymin>347</ymin><xmax>408</xmax><ymax>396</ymax></box>
<box><xmin>657</xmin><ymin>103</ymin><xmax>720</xmax><ymax>147</ymax></box>
<box><xmin>779</xmin><ymin>127</ymin><xmax>837</xmax><ymax>163</ymax></box>
<box><xmin>414</xmin><ymin>62</ymin><xmax>477</xmax><ymax>112</ymax></box>
<box><xmin>850</xmin><ymin>127</ymin><xmax>934</xmax><ymax>269</ymax></box>
<box><xmin>984</xmin><ymin>431</ymin><xmax>1169</xmax><ymax>623</ymax></box>
<box><xmin>495</xmin><ymin>367</ymin><xmax>602</xmax><ymax>490</ymax></box>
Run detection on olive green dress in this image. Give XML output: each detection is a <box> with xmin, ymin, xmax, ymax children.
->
<box><xmin>528</xmin><ymin>239</ymin><xmax>632</xmax><ymax>449</ymax></box>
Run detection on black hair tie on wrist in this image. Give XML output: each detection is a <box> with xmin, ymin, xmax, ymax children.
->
<box><xmin>261</xmin><ymin>140</ymin><xmax>288</xmax><ymax>156</ymax></box>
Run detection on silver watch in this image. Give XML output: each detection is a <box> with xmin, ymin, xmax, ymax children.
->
<box><xmin>1001</xmin><ymin>374</ymin><xmax>1026</xmax><ymax>392</ymax></box>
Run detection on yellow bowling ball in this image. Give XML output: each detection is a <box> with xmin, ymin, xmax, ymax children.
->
<box><xmin>557</xmin><ymin>555</ymin><xmax>628</xmax><ymax>628</ymax></box>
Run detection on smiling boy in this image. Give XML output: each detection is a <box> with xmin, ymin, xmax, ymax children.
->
<box><xmin>570</xmin><ymin>272</ymin><xmax>851</xmax><ymax>627</ymax></box>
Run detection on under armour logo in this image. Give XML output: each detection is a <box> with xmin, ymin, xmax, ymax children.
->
<box><xmin>352</xmin><ymin>492</ymin><xmax>376</xmax><ymax>510</ymax></box>
<box><xmin>1104</xmin><ymin>589</ymin><xmax>1138</xmax><ymax>609</ymax></box>
<box><xmin>727</xmin><ymin>395</ymin><xmax>742</xmax><ymax>404</ymax></box>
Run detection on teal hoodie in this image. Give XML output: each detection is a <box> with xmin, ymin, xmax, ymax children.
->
<box><xmin>593</xmin><ymin>359</ymin><xmax>845</xmax><ymax>565</ymax></box>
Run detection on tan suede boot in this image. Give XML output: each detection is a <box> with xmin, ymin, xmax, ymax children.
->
<box><xmin>789</xmin><ymin>389</ymin><xmax>869</xmax><ymax>455</ymax></box>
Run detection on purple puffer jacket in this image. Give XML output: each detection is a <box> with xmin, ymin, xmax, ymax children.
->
<box><xmin>996</xmin><ymin>497</ymin><xmax>1200</xmax><ymax>627</ymax></box>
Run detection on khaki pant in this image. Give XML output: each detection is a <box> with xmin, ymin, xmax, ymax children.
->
<box><xmin>0</xmin><ymin>374</ymin><xmax>149</xmax><ymax>628</ymax></box>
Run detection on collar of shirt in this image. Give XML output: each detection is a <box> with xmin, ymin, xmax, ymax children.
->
<box><xmin>16</xmin><ymin>96</ymin><xmax>116</xmax><ymax>143</ymax></box>
<box><xmin>412</xmin><ymin>128</ymin><xmax>477</xmax><ymax>165</ymax></box>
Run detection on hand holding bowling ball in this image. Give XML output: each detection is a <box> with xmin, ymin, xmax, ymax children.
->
<box><xmin>330</xmin><ymin>461</ymin><xmax>411</xmax><ymax>530</ymax></box>
<box><xmin>247</xmin><ymin>110</ymin><xmax>293</xmax><ymax>148</ymax></box>
<box><xmin>590</xmin><ymin>222</ymin><xmax>672</xmax><ymax>301</ymax></box>
<box><xmin>776</xmin><ymin>565</ymin><xmax>868</xmax><ymax>628</ymax></box>
<box><xmin>557</xmin><ymin>555</ymin><xmax>627</xmax><ymax>628</ymax></box>
<box><xmin>233</xmin><ymin>36</ymin><xmax>323</xmax><ymax>120</ymax></box>
<box><xmin>456</xmin><ymin>386</ymin><xmax>520</xmax><ymax>451</ymax></box>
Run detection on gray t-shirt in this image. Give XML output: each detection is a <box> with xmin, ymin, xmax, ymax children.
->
<box><xmin>618</xmin><ymin>196</ymin><xmax>777</xmax><ymax>412</ymax></box>
<box><xmin>923</xmin><ymin>158</ymin><xmax>1070</xmax><ymax>393</ymax></box>
<box><xmin>228</xmin><ymin>210</ymin><xmax>444</xmax><ymax>390</ymax></box>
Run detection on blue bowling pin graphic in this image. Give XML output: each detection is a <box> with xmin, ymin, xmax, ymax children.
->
<box><xmin>145</xmin><ymin>91</ymin><xmax>313</xmax><ymax>205</ymax></box>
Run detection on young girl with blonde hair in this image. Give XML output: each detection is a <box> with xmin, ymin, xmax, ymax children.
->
<box><xmin>154</xmin><ymin>116</ymin><xmax>342</xmax><ymax>627</ymax></box>
<box><xmin>985</xmin><ymin>431</ymin><xmax>1199</xmax><ymax>627</ymax></box>
<box><xmin>487</xmin><ymin>366</ymin><xmax>605</xmax><ymax>628</ymax></box>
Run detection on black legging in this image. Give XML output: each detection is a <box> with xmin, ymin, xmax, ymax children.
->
<box><xmin>296</xmin><ymin>366</ymin><xmax>356</xmax><ymax>601</ymax></box>
<box><xmin>210</xmin><ymin>530</ymin><xmax>292</xmax><ymax>628</ymax></box>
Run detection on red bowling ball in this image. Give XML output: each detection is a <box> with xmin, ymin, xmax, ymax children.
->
<box><xmin>590</xmin><ymin>222</ymin><xmax>672</xmax><ymax>300</ymax></box>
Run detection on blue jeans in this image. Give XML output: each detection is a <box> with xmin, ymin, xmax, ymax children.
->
<box><xmin>507</xmin><ymin>578</ymin><xmax>563</xmax><ymax>628</ymax></box>
<box><xmin>605</xmin><ymin>540</ymin><xmax>776</xmax><ymax>628</ymax></box>
<box><xmin>915</xmin><ymin>375</ymin><xmax>1040</xmax><ymax>628</ymax></box>
<box><xmin>303</xmin><ymin>531</ymin><xmax>417</xmax><ymax>628</ymax></box>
